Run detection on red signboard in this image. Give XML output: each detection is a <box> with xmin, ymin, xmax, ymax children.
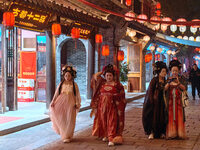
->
<box><xmin>20</xmin><ymin>51</ymin><xmax>36</xmax><ymax>79</ymax></box>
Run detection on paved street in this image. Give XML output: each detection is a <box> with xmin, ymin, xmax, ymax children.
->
<box><xmin>36</xmin><ymin>96</ymin><xmax>200</xmax><ymax>150</ymax></box>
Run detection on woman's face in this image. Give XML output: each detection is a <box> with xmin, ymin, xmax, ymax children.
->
<box><xmin>159</xmin><ymin>68</ymin><xmax>167</xmax><ymax>78</ymax></box>
<box><xmin>171</xmin><ymin>66</ymin><xmax>179</xmax><ymax>77</ymax></box>
<box><xmin>64</xmin><ymin>72</ymin><xmax>72</xmax><ymax>81</ymax></box>
<box><xmin>105</xmin><ymin>72</ymin><xmax>114</xmax><ymax>82</ymax></box>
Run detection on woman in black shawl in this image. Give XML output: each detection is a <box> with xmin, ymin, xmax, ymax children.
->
<box><xmin>142</xmin><ymin>61</ymin><xmax>168</xmax><ymax>139</ymax></box>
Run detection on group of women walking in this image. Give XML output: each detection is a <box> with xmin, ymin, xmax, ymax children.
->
<box><xmin>49</xmin><ymin>64</ymin><xmax>126</xmax><ymax>146</ymax></box>
<box><xmin>48</xmin><ymin>59</ymin><xmax>187</xmax><ymax>147</ymax></box>
<box><xmin>143</xmin><ymin>60</ymin><xmax>187</xmax><ymax>140</ymax></box>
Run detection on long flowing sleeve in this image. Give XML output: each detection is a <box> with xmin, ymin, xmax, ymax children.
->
<box><xmin>114</xmin><ymin>82</ymin><xmax>126</xmax><ymax>135</ymax></box>
<box><xmin>75</xmin><ymin>82</ymin><xmax>81</xmax><ymax>113</ymax></box>
<box><xmin>142</xmin><ymin>77</ymin><xmax>157</xmax><ymax>135</ymax></box>
<box><xmin>90</xmin><ymin>74</ymin><xmax>105</xmax><ymax>109</ymax></box>
<box><xmin>50</xmin><ymin>82</ymin><xmax>62</xmax><ymax>106</ymax></box>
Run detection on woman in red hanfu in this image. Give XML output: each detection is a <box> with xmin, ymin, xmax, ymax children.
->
<box><xmin>164</xmin><ymin>60</ymin><xmax>187</xmax><ymax>139</ymax></box>
<box><xmin>90</xmin><ymin>64</ymin><xmax>126</xmax><ymax>146</ymax></box>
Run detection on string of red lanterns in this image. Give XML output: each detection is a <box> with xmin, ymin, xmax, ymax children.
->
<box><xmin>77</xmin><ymin>0</ymin><xmax>200</xmax><ymax>26</ymax></box>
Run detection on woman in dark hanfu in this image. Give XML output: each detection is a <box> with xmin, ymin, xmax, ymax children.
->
<box><xmin>90</xmin><ymin>64</ymin><xmax>126</xmax><ymax>146</ymax></box>
<box><xmin>142</xmin><ymin>61</ymin><xmax>168</xmax><ymax>139</ymax></box>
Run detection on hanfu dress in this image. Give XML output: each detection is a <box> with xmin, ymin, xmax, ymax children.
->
<box><xmin>142</xmin><ymin>77</ymin><xmax>167</xmax><ymax>138</ymax></box>
<box><xmin>91</xmin><ymin>76</ymin><xmax>126</xmax><ymax>142</ymax></box>
<box><xmin>50</xmin><ymin>82</ymin><xmax>81</xmax><ymax>140</ymax></box>
<box><xmin>165</xmin><ymin>79</ymin><xmax>187</xmax><ymax>139</ymax></box>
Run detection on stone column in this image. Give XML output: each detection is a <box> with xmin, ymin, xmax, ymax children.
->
<box><xmin>141</xmin><ymin>49</ymin><xmax>146</xmax><ymax>92</ymax></box>
<box><xmin>1</xmin><ymin>26</ymin><xmax>8</xmax><ymax>113</ymax></box>
<box><xmin>87</xmin><ymin>33</ymin><xmax>95</xmax><ymax>99</ymax></box>
<box><xmin>45</xmin><ymin>31</ymin><xmax>55</xmax><ymax>110</ymax></box>
<box><xmin>13</xmin><ymin>27</ymin><xmax>18</xmax><ymax>110</ymax></box>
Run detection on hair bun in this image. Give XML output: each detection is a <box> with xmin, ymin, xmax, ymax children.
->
<box><xmin>169</xmin><ymin>60</ymin><xmax>182</xmax><ymax>71</ymax></box>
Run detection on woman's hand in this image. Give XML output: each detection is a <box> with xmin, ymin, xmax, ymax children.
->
<box><xmin>50</xmin><ymin>102</ymin><xmax>55</xmax><ymax>107</ymax></box>
<box><xmin>90</xmin><ymin>108</ymin><xmax>97</xmax><ymax>118</ymax></box>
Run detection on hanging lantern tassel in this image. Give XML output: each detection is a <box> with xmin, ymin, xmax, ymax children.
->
<box><xmin>102</xmin><ymin>45</ymin><xmax>109</xmax><ymax>65</ymax></box>
<box><xmin>71</xmin><ymin>27</ymin><xmax>80</xmax><ymax>48</ymax></box>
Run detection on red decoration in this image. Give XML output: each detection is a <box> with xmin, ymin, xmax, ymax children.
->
<box><xmin>3</xmin><ymin>12</ymin><xmax>15</xmax><ymax>28</ymax></box>
<box><xmin>137</xmin><ymin>14</ymin><xmax>148</xmax><ymax>24</ymax></box>
<box><xmin>156</xmin><ymin>2</ymin><xmax>161</xmax><ymax>9</ymax></box>
<box><xmin>155</xmin><ymin>54</ymin><xmax>160</xmax><ymax>61</ymax></box>
<box><xmin>176</xmin><ymin>18</ymin><xmax>187</xmax><ymax>27</ymax></box>
<box><xmin>71</xmin><ymin>27</ymin><xmax>80</xmax><ymax>39</ymax></box>
<box><xmin>102</xmin><ymin>45</ymin><xmax>109</xmax><ymax>56</ymax></box>
<box><xmin>126</xmin><ymin>0</ymin><xmax>131</xmax><ymax>6</ymax></box>
<box><xmin>195</xmin><ymin>47</ymin><xmax>200</xmax><ymax>52</ymax></box>
<box><xmin>52</xmin><ymin>23</ymin><xmax>61</xmax><ymax>37</ymax></box>
<box><xmin>145</xmin><ymin>53</ymin><xmax>152</xmax><ymax>63</ymax></box>
<box><xmin>156</xmin><ymin>10</ymin><xmax>161</xmax><ymax>16</ymax></box>
<box><xmin>118</xmin><ymin>50</ymin><xmax>124</xmax><ymax>61</ymax></box>
<box><xmin>95</xmin><ymin>34</ymin><xmax>103</xmax><ymax>43</ymax></box>
<box><xmin>125</xmin><ymin>11</ymin><xmax>135</xmax><ymax>21</ymax></box>
<box><xmin>150</xmin><ymin>16</ymin><xmax>160</xmax><ymax>24</ymax></box>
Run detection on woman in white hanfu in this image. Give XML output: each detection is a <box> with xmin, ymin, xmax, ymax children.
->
<box><xmin>50</xmin><ymin>65</ymin><xmax>81</xmax><ymax>143</ymax></box>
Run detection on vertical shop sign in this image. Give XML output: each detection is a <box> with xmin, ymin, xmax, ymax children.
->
<box><xmin>20</xmin><ymin>51</ymin><xmax>36</xmax><ymax>79</ymax></box>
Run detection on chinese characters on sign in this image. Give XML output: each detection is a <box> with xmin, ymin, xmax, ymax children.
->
<box><xmin>9</xmin><ymin>2</ymin><xmax>51</xmax><ymax>31</ymax></box>
<box><xmin>70</xmin><ymin>22</ymin><xmax>93</xmax><ymax>39</ymax></box>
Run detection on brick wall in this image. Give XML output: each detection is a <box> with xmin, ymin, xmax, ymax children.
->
<box><xmin>61</xmin><ymin>39</ymin><xmax>87</xmax><ymax>96</ymax></box>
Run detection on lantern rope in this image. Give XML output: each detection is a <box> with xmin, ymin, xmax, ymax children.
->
<box><xmin>77</xmin><ymin>0</ymin><xmax>200</xmax><ymax>26</ymax></box>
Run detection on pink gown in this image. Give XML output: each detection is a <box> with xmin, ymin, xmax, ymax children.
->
<box><xmin>50</xmin><ymin>82</ymin><xmax>81</xmax><ymax>140</ymax></box>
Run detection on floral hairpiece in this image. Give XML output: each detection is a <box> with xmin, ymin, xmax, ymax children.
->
<box><xmin>62</xmin><ymin>65</ymin><xmax>77</xmax><ymax>78</ymax></box>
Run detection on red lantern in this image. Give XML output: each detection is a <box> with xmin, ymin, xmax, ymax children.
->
<box><xmin>95</xmin><ymin>34</ymin><xmax>103</xmax><ymax>43</ymax></box>
<box><xmin>126</xmin><ymin>0</ymin><xmax>131</xmax><ymax>6</ymax></box>
<box><xmin>102</xmin><ymin>45</ymin><xmax>109</xmax><ymax>56</ymax></box>
<box><xmin>52</xmin><ymin>23</ymin><xmax>61</xmax><ymax>37</ymax></box>
<box><xmin>145</xmin><ymin>53</ymin><xmax>152</xmax><ymax>63</ymax></box>
<box><xmin>156</xmin><ymin>10</ymin><xmax>161</xmax><ymax>16</ymax></box>
<box><xmin>137</xmin><ymin>14</ymin><xmax>148</xmax><ymax>24</ymax></box>
<box><xmin>150</xmin><ymin>16</ymin><xmax>160</xmax><ymax>25</ymax></box>
<box><xmin>118</xmin><ymin>50</ymin><xmax>124</xmax><ymax>61</ymax></box>
<box><xmin>71</xmin><ymin>27</ymin><xmax>80</xmax><ymax>39</ymax></box>
<box><xmin>176</xmin><ymin>18</ymin><xmax>186</xmax><ymax>27</ymax></box>
<box><xmin>71</xmin><ymin>28</ymin><xmax>80</xmax><ymax>48</ymax></box>
<box><xmin>3</xmin><ymin>12</ymin><xmax>15</xmax><ymax>28</ymax></box>
<box><xmin>156</xmin><ymin>2</ymin><xmax>161</xmax><ymax>9</ymax></box>
<box><xmin>155</xmin><ymin>54</ymin><xmax>160</xmax><ymax>61</ymax></box>
<box><xmin>125</xmin><ymin>11</ymin><xmax>135</xmax><ymax>21</ymax></box>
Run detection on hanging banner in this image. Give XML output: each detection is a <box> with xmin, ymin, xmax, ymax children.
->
<box><xmin>20</xmin><ymin>51</ymin><xmax>36</xmax><ymax>79</ymax></box>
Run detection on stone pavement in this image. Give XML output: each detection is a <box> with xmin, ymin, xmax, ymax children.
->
<box><xmin>36</xmin><ymin>98</ymin><xmax>200</xmax><ymax>150</ymax></box>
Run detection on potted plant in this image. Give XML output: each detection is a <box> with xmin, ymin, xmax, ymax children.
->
<box><xmin>119</xmin><ymin>61</ymin><xmax>130</xmax><ymax>89</ymax></box>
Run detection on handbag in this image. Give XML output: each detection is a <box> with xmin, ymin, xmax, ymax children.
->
<box><xmin>182</xmin><ymin>90</ymin><xmax>189</xmax><ymax>107</ymax></box>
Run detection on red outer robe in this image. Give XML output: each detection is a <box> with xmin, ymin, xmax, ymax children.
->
<box><xmin>90</xmin><ymin>75</ymin><xmax>126</xmax><ymax>141</ymax></box>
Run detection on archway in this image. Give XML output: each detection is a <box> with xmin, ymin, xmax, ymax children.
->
<box><xmin>61</xmin><ymin>39</ymin><xmax>87</xmax><ymax>96</ymax></box>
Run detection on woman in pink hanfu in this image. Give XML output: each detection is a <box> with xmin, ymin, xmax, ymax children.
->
<box><xmin>90</xmin><ymin>64</ymin><xmax>126</xmax><ymax>146</ymax></box>
<box><xmin>50</xmin><ymin>65</ymin><xmax>81</xmax><ymax>143</ymax></box>
<box><xmin>164</xmin><ymin>60</ymin><xmax>187</xmax><ymax>139</ymax></box>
